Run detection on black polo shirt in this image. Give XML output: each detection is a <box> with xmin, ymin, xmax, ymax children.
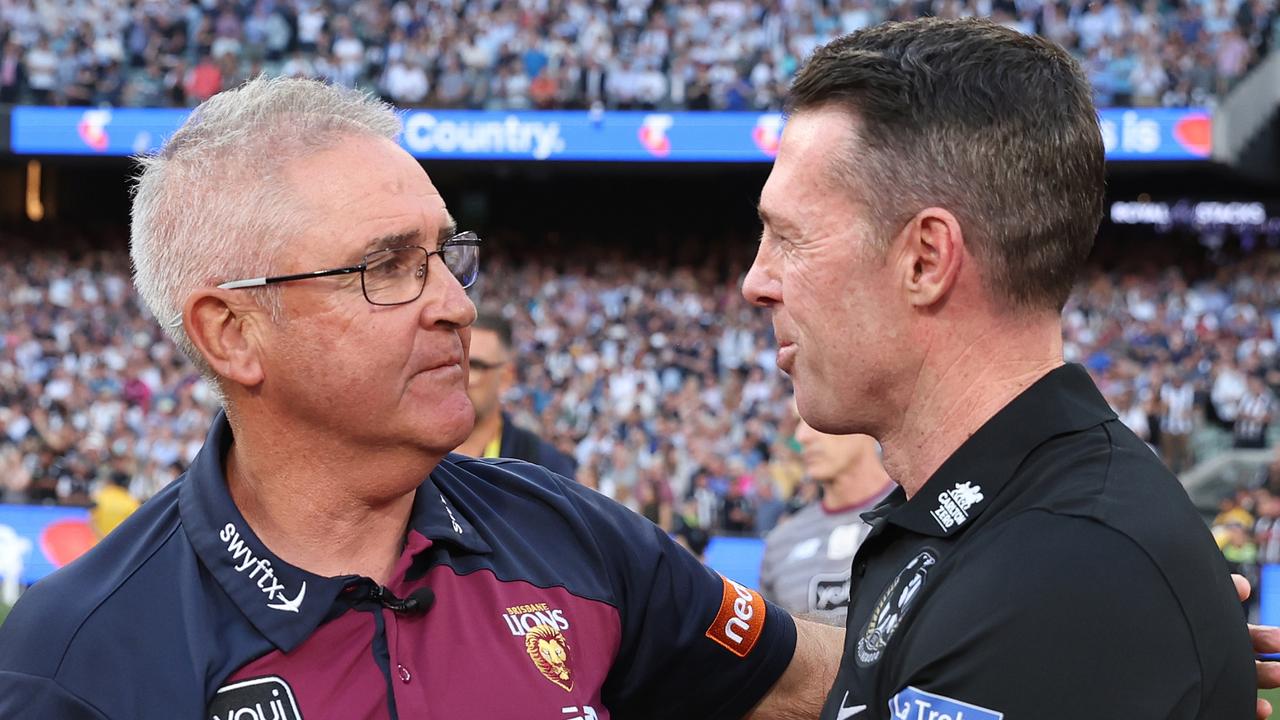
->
<box><xmin>820</xmin><ymin>364</ymin><xmax>1254</xmax><ymax>720</ymax></box>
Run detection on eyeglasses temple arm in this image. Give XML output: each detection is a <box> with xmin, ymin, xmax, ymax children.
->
<box><xmin>217</xmin><ymin>277</ymin><xmax>269</xmax><ymax>289</ymax></box>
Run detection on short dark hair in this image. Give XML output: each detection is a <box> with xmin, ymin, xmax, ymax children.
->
<box><xmin>786</xmin><ymin>18</ymin><xmax>1105</xmax><ymax>312</ymax></box>
<box><xmin>473</xmin><ymin>310</ymin><xmax>514</xmax><ymax>350</ymax></box>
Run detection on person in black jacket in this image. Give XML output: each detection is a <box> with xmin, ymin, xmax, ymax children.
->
<box><xmin>455</xmin><ymin>311</ymin><xmax>578</xmax><ymax>479</ymax></box>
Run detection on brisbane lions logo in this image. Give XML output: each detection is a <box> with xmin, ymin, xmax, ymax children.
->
<box><xmin>525</xmin><ymin>624</ymin><xmax>574</xmax><ymax>692</ymax></box>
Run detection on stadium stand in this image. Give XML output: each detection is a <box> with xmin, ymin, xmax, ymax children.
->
<box><xmin>0</xmin><ymin>0</ymin><xmax>1275</xmax><ymax>110</ymax></box>
<box><xmin>3</xmin><ymin>226</ymin><xmax>1280</xmax><ymax>553</ymax></box>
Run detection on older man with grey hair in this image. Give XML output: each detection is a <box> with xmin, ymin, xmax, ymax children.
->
<box><xmin>0</xmin><ymin>76</ymin><xmax>840</xmax><ymax>719</ymax></box>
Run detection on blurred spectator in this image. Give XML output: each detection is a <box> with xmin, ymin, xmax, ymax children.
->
<box><xmin>455</xmin><ymin>312</ymin><xmax>578</xmax><ymax>480</ymax></box>
<box><xmin>8</xmin><ymin>225</ymin><xmax>1280</xmax><ymax>551</ymax></box>
<box><xmin>22</xmin><ymin>36</ymin><xmax>56</xmax><ymax>105</ymax></box>
<box><xmin>1161</xmin><ymin>373</ymin><xmax>1197</xmax><ymax>473</ymax></box>
<box><xmin>3</xmin><ymin>0</ymin><xmax>1274</xmax><ymax>109</ymax></box>
<box><xmin>88</xmin><ymin>470</ymin><xmax>138</xmax><ymax>539</ymax></box>
<box><xmin>185</xmin><ymin>54</ymin><xmax>223</xmax><ymax>104</ymax></box>
<box><xmin>754</xmin><ymin>479</ymin><xmax>786</xmax><ymax>536</ymax></box>
<box><xmin>382</xmin><ymin>57</ymin><xmax>428</xmax><ymax>106</ymax></box>
<box><xmin>0</xmin><ymin>41</ymin><xmax>22</xmax><ymax>104</ymax></box>
<box><xmin>674</xmin><ymin>519</ymin><xmax>711</xmax><ymax>560</ymax></box>
<box><xmin>1235</xmin><ymin>373</ymin><xmax>1276</xmax><ymax>448</ymax></box>
<box><xmin>722</xmin><ymin>477</ymin><xmax>756</xmax><ymax>534</ymax></box>
<box><xmin>1222</xmin><ymin>520</ymin><xmax>1259</xmax><ymax>614</ymax></box>
<box><xmin>1212</xmin><ymin>357</ymin><xmax>1248</xmax><ymax>428</ymax></box>
<box><xmin>1216</xmin><ymin>28</ymin><xmax>1254</xmax><ymax>95</ymax></box>
<box><xmin>759</xmin><ymin>419</ymin><xmax>893</xmax><ymax>623</ymax></box>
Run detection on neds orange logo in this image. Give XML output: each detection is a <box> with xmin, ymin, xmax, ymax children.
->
<box><xmin>705</xmin><ymin>575</ymin><xmax>766</xmax><ymax>657</ymax></box>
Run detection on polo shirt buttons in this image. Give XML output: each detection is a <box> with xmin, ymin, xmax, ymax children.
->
<box><xmin>397</xmin><ymin>664</ymin><xmax>412</xmax><ymax>683</ymax></box>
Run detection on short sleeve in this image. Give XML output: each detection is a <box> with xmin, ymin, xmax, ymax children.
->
<box><xmin>884</xmin><ymin>511</ymin><xmax>1252</xmax><ymax>720</ymax></box>
<box><xmin>560</xmin><ymin>479</ymin><xmax>798</xmax><ymax>720</ymax></box>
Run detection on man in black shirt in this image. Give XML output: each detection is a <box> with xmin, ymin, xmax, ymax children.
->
<box><xmin>742</xmin><ymin>17</ymin><xmax>1254</xmax><ymax>719</ymax></box>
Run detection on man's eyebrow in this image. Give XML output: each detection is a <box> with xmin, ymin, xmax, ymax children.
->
<box><xmin>360</xmin><ymin>230</ymin><xmax>421</xmax><ymax>259</ymax></box>
<box><xmin>356</xmin><ymin>213</ymin><xmax>457</xmax><ymax>261</ymax></box>
<box><xmin>757</xmin><ymin>203</ymin><xmax>795</xmax><ymax>232</ymax></box>
<box><xmin>437</xmin><ymin>212</ymin><xmax>459</xmax><ymax>245</ymax></box>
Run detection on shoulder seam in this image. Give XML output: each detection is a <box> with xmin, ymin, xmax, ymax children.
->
<box><xmin>444</xmin><ymin>564</ymin><xmax>621</xmax><ymax>613</ymax></box>
<box><xmin>1025</xmin><ymin>494</ymin><xmax>1207</xmax><ymax>711</ymax></box>
<box><xmin>0</xmin><ymin>669</ymin><xmax>112</xmax><ymax>719</ymax></box>
<box><xmin>437</xmin><ymin>460</ymin><xmax>620</xmax><ymax>609</ymax></box>
<box><xmin>1097</xmin><ymin>421</ymin><xmax>1207</xmax><ymax>714</ymax></box>
<box><xmin>51</xmin><ymin>521</ymin><xmax>184</xmax><ymax>680</ymax></box>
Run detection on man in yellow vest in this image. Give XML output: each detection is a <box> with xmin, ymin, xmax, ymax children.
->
<box><xmin>454</xmin><ymin>312</ymin><xmax>577</xmax><ymax>479</ymax></box>
<box><xmin>89</xmin><ymin>472</ymin><xmax>140</xmax><ymax>539</ymax></box>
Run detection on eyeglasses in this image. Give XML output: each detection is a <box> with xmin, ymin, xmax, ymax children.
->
<box><xmin>166</xmin><ymin>232</ymin><xmax>481</xmax><ymax>327</ymax></box>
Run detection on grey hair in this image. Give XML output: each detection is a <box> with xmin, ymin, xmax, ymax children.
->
<box><xmin>130</xmin><ymin>76</ymin><xmax>401</xmax><ymax>392</ymax></box>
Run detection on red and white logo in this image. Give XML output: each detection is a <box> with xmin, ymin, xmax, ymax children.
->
<box><xmin>705</xmin><ymin>575</ymin><xmax>766</xmax><ymax>657</ymax></box>
<box><xmin>752</xmin><ymin>114</ymin><xmax>783</xmax><ymax>157</ymax></box>
<box><xmin>77</xmin><ymin>110</ymin><xmax>112</xmax><ymax>152</ymax></box>
<box><xmin>638</xmin><ymin>114</ymin><xmax>673</xmax><ymax>157</ymax></box>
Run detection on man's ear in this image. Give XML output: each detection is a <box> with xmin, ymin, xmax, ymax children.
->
<box><xmin>895</xmin><ymin>207</ymin><xmax>966</xmax><ymax>310</ymax></box>
<box><xmin>182</xmin><ymin>290</ymin><xmax>267</xmax><ymax>389</ymax></box>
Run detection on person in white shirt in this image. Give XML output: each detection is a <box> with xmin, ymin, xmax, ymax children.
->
<box><xmin>23</xmin><ymin>36</ymin><xmax>58</xmax><ymax>104</ymax></box>
<box><xmin>382</xmin><ymin>58</ymin><xmax>429</xmax><ymax>106</ymax></box>
<box><xmin>1160</xmin><ymin>374</ymin><xmax>1197</xmax><ymax>473</ymax></box>
<box><xmin>1235</xmin><ymin>374</ymin><xmax>1275</xmax><ymax>449</ymax></box>
<box><xmin>1212</xmin><ymin>358</ymin><xmax>1248</xmax><ymax>428</ymax></box>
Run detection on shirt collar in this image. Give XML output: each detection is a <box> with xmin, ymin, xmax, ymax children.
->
<box><xmin>884</xmin><ymin>363</ymin><xmax>1117</xmax><ymax>538</ymax></box>
<box><xmin>180</xmin><ymin>411</ymin><xmax>490</xmax><ymax>652</ymax></box>
<box><xmin>413</xmin><ymin>456</ymin><xmax>493</xmax><ymax>556</ymax></box>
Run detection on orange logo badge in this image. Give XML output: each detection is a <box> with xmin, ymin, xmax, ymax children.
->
<box><xmin>525</xmin><ymin>623</ymin><xmax>574</xmax><ymax>692</ymax></box>
<box><xmin>705</xmin><ymin>575</ymin><xmax>766</xmax><ymax>657</ymax></box>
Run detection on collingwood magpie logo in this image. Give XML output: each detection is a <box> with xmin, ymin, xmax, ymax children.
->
<box><xmin>855</xmin><ymin>550</ymin><xmax>937</xmax><ymax>666</ymax></box>
<box><xmin>221</xmin><ymin>523</ymin><xmax>307</xmax><ymax>613</ymax></box>
<box><xmin>209</xmin><ymin>676</ymin><xmax>303</xmax><ymax>720</ymax></box>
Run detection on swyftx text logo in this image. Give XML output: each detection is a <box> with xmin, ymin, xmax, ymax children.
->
<box><xmin>209</xmin><ymin>676</ymin><xmax>303</xmax><ymax>720</ymax></box>
<box><xmin>221</xmin><ymin>523</ymin><xmax>306</xmax><ymax>612</ymax></box>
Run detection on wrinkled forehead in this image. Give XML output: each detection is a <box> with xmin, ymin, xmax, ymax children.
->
<box><xmin>279</xmin><ymin>135</ymin><xmax>450</xmax><ymax>262</ymax></box>
<box><xmin>759</xmin><ymin>109</ymin><xmax>860</xmax><ymax>228</ymax></box>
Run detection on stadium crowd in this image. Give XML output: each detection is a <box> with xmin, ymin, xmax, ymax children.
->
<box><xmin>0</xmin><ymin>0</ymin><xmax>1275</xmax><ymax>110</ymax></box>
<box><xmin>1211</xmin><ymin>452</ymin><xmax>1280</xmax><ymax>619</ymax></box>
<box><xmin>2</xmin><ymin>228</ymin><xmax>1280</xmax><ymax>546</ymax></box>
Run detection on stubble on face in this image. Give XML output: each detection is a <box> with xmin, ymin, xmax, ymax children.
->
<box><xmin>754</xmin><ymin>108</ymin><xmax>906</xmax><ymax>437</ymax></box>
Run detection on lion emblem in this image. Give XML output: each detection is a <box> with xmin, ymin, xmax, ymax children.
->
<box><xmin>525</xmin><ymin>624</ymin><xmax>573</xmax><ymax>691</ymax></box>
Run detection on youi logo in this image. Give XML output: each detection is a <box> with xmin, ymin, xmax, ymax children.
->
<box><xmin>220</xmin><ymin>523</ymin><xmax>306</xmax><ymax>613</ymax></box>
<box><xmin>638</xmin><ymin>114</ymin><xmax>674</xmax><ymax>157</ymax></box>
